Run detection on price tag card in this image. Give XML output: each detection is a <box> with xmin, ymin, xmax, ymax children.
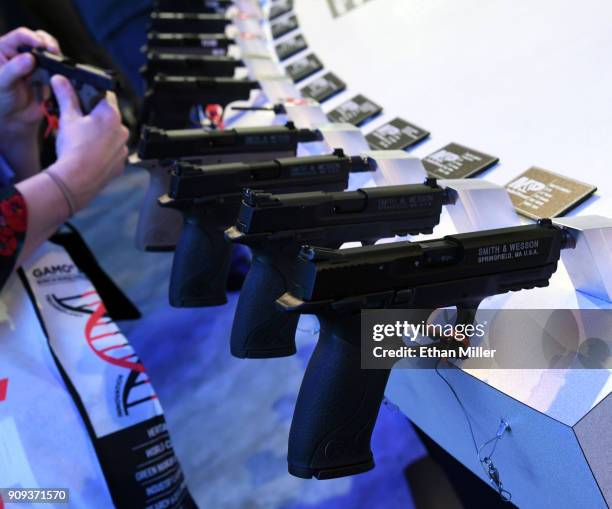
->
<box><xmin>423</xmin><ymin>143</ymin><xmax>499</xmax><ymax>179</ymax></box>
<box><xmin>300</xmin><ymin>72</ymin><xmax>346</xmax><ymax>102</ymax></box>
<box><xmin>286</xmin><ymin>53</ymin><xmax>324</xmax><ymax>82</ymax></box>
<box><xmin>269</xmin><ymin>0</ymin><xmax>293</xmax><ymax>20</ymax></box>
<box><xmin>327</xmin><ymin>94</ymin><xmax>382</xmax><ymax>126</ymax></box>
<box><xmin>271</xmin><ymin>14</ymin><xmax>299</xmax><ymax>39</ymax></box>
<box><xmin>506</xmin><ymin>167</ymin><xmax>597</xmax><ymax>219</ymax></box>
<box><xmin>366</xmin><ymin>117</ymin><xmax>430</xmax><ymax>150</ymax></box>
<box><xmin>275</xmin><ymin>33</ymin><xmax>307</xmax><ymax>61</ymax></box>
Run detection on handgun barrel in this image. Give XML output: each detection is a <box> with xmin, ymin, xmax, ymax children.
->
<box><xmin>146</xmin><ymin>32</ymin><xmax>233</xmax><ymax>52</ymax></box>
<box><xmin>149</xmin><ymin>12</ymin><xmax>231</xmax><ymax>34</ymax></box>
<box><xmin>137</xmin><ymin>124</ymin><xmax>321</xmax><ymax>160</ymax></box>
<box><xmin>168</xmin><ymin>152</ymin><xmax>370</xmax><ymax>200</ymax></box>
<box><xmin>236</xmin><ymin>183</ymin><xmax>447</xmax><ymax>237</ymax></box>
<box><xmin>141</xmin><ymin>51</ymin><xmax>243</xmax><ymax>78</ymax></box>
<box><xmin>21</xmin><ymin>46</ymin><xmax>115</xmax><ymax>90</ymax></box>
<box><xmin>153</xmin><ymin>0</ymin><xmax>233</xmax><ymax>13</ymax></box>
<box><xmin>291</xmin><ymin>222</ymin><xmax>566</xmax><ymax>303</ymax></box>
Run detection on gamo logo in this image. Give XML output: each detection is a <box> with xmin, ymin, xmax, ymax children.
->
<box><xmin>32</xmin><ymin>265</ymin><xmax>77</xmax><ymax>278</ymax></box>
<box><xmin>509</xmin><ymin>176</ymin><xmax>547</xmax><ymax>193</ymax></box>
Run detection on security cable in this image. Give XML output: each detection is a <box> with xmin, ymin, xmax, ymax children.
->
<box><xmin>434</xmin><ymin>360</ymin><xmax>512</xmax><ymax>502</ymax></box>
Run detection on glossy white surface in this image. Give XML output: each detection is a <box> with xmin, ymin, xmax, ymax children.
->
<box><xmin>286</xmin><ymin>2</ymin><xmax>612</xmax><ymax>507</ymax></box>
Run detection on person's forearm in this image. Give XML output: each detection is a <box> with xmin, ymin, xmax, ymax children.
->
<box><xmin>15</xmin><ymin>160</ymin><xmax>72</xmax><ymax>265</ymax></box>
<box><xmin>0</xmin><ymin>129</ymin><xmax>41</xmax><ymax>181</ymax></box>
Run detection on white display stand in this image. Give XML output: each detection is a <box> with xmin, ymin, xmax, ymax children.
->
<box><xmin>440</xmin><ymin>178</ymin><xmax>521</xmax><ymax>232</ymax></box>
<box><xmin>289</xmin><ymin>1</ymin><xmax>612</xmax><ymax>507</ymax></box>
<box><xmin>385</xmin><ymin>362</ymin><xmax>612</xmax><ymax>508</ymax></box>
<box><xmin>554</xmin><ymin>216</ymin><xmax>612</xmax><ymax>303</ymax></box>
<box><xmin>286</xmin><ymin>100</ymin><xmax>331</xmax><ymax>128</ymax></box>
<box><xmin>365</xmin><ymin>150</ymin><xmax>427</xmax><ymax>185</ymax></box>
<box><xmin>382</xmin><ymin>245</ymin><xmax>612</xmax><ymax>509</ymax></box>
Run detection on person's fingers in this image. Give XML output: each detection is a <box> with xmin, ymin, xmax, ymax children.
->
<box><xmin>0</xmin><ymin>27</ymin><xmax>45</xmax><ymax>58</ymax></box>
<box><xmin>115</xmin><ymin>146</ymin><xmax>129</xmax><ymax>175</ymax></box>
<box><xmin>103</xmin><ymin>151</ymin><xmax>127</xmax><ymax>181</ymax></box>
<box><xmin>90</xmin><ymin>91</ymin><xmax>120</xmax><ymax>121</ymax></box>
<box><xmin>119</xmin><ymin>124</ymin><xmax>129</xmax><ymax>142</ymax></box>
<box><xmin>111</xmin><ymin>130</ymin><xmax>129</xmax><ymax>161</ymax></box>
<box><xmin>109</xmin><ymin>131</ymin><xmax>129</xmax><ymax>168</ymax></box>
<box><xmin>51</xmin><ymin>75</ymin><xmax>82</xmax><ymax>119</ymax></box>
<box><xmin>35</xmin><ymin>30</ymin><xmax>60</xmax><ymax>54</ymax></box>
<box><xmin>91</xmin><ymin>96</ymin><xmax>122</xmax><ymax>124</ymax></box>
<box><xmin>0</xmin><ymin>53</ymin><xmax>35</xmax><ymax>91</ymax></box>
<box><xmin>104</xmin><ymin>90</ymin><xmax>119</xmax><ymax>111</ymax></box>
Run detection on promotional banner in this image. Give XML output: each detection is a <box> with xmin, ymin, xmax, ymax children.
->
<box><xmin>0</xmin><ymin>242</ymin><xmax>196</xmax><ymax>509</ymax></box>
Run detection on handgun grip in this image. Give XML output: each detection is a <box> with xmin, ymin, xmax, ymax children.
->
<box><xmin>230</xmin><ymin>248</ymin><xmax>298</xmax><ymax>358</ymax></box>
<box><xmin>135</xmin><ymin>167</ymin><xmax>182</xmax><ymax>251</ymax></box>
<box><xmin>288</xmin><ymin>312</ymin><xmax>391</xmax><ymax>479</ymax></box>
<box><xmin>37</xmin><ymin>74</ymin><xmax>104</xmax><ymax>115</ymax></box>
<box><xmin>78</xmin><ymin>83</ymin><xmax>106</xmax><ymax>115</ymax></box>
<box><xmin>169</xmin><ymin>209</ymin><xmax>232</xmax><ymax>307</ymax></box>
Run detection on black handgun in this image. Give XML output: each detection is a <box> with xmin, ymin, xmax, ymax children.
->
<box><xmin>276</xmin><ymin>220</ymin><xmax>574</xmax><ymax>479</ymax></box>
<box><xmin>225</xmin><ymin>180</ymin><xmax>455</xmax><ymax>358</ymax></box>
<box><xmin>140</xmin><ymin>75</ymin><xmax>259</xmax><ymax>128</ymax></box>
<box><xmin>159</xmin><ymin>149</ymin><xmax>376</xmax><ymax>307</ymax></box>
<box><xmin>145</xmin><ymin>32</ymin><xmax>233</xmax><ymax>55</ymax></box>
<box><xmin>149</xmin><ymin>12</ymin><xmax>231</xmax><ymax>34</ymax></box>
<box><xmin>19</xmin><ymin>46</ymin><xmax>116</xmax><ymax>114</ymax></box>
<box><xmin>135</xmin><ymin>122</ymin><xmax>323</xmax><ymax>251</ymax></box>
<box><xmin>140</xmin><ymin>51</ymin><xmax>244</xmax><ymax>81</ymax></box>
<box><xmin>153</xmin><ymin>0</ymin><xmax>233</xmax><ymax>13</ymax></box>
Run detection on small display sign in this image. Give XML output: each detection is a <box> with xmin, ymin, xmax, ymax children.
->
<box><xmin>506</xmin><ymin>167</ymin><xmax>597</xmax><ymax>219</ymax></box>
<box><xmin>299</xmin><ymin>72</ymin><xmax>346</xmax><ymax>102</ymax></box>
<box><xmin>366</xmin><ymin>117</ymin><xmax>430</xmax><ymax>150</ymax></box>
<box><xmin>286</xmin><ymin>53</ymin><xmax>324</xmax><ymax>82</ymax></box>
<box><xmin>327</xmin><ymin>94</ymin><xmax>382</xmax><ymax>126</ymax></box>
<box><xmin>271</xmin><ymin>14</ymin><xmax>299</xmax><ymax>39</ymax></box>
<box><xmin>275</xmin><ymin>33</ymin><xmax>307</xmax><ymax>61</ymax></box>
<box><xmin>422</xmin><ymin>143</ymin><xmax>499</xmax><ymax>179</ymax></box>
<box><xmin>269</xmin><ymin>0</ymin><xmax>293</xmax><ymax>20</ymax></box>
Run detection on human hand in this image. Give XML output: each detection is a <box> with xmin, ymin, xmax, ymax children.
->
<box><xmin>48</xmin><ymin>75</ymin><xmax>128</xmax><ymax>212</ymax></box>
<box><xmin>0</xmin><ymin>27</ymin><xmax>60</xmax><ymax>138</ymax></box>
